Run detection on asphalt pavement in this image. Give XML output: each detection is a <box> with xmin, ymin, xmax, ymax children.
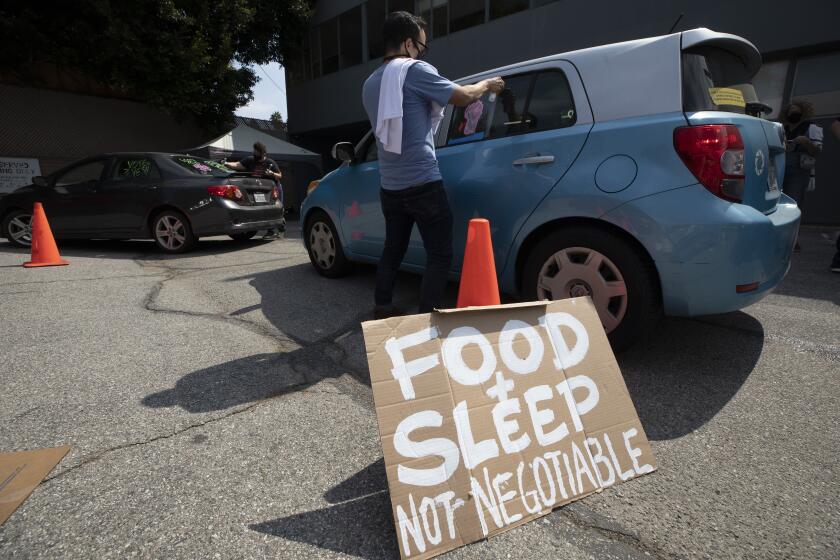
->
<box><xmin>0</xmin><ymin>224</ymin><xmax>837</xmax><ymax>559</ymax></box>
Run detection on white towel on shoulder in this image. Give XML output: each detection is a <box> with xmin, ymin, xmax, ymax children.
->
<box><xmin>375</xmin><ymin>58</ymin><xmax>446</xmax><ymax>154</ymax></box>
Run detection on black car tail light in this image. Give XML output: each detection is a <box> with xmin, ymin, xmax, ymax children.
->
<box><xmin>207</xmin><ymin>185</ymin><xmax>244</xmax><ymax>201</ymax></box>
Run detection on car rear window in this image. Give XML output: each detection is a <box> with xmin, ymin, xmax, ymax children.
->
<box><xmin>682</xmin><ymin>47</ymin><xmax>758</xmax><ymax>115</ymax></box>
<box><xmin>171</xmin><ymin>156</ymin><xmax>231</xmax><ymax>176</ymax></box>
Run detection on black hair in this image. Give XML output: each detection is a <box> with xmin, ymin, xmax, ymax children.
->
<box><xmin>383</xmin><ymin>11</ymin><xmax>426</xmax><ymax>53</ymax></box>
<box><xmin>253</xmin><ymin>142</ymin><xmax>267</xmax><ymax>157</ymax></box>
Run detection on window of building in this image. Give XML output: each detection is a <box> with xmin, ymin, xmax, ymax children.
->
<box><xmin>419</xmin><ymin>0</ymin><xmax>448</xmax><ymax>39</ymax></box>
<box><xmin>418</xmin><ymin>0</ymin><xmax>432</xmax><ymax>29</ymax></box>
<box><xmin>367</xmin><ymin>0</ymin><xmax>386</xmax><ymax>59</ymax></box>
<box><xmin>450</xmin><ymin>0</ymin><xmax>484</xmax><ymax>34</ymax></box>
<box><xmin>433</xmin><ymin>0</ymin><xmax>448</xmax><ymax>38</ymax></box>
<box><xmin>310</xmin><ymin>28</ymin><xmax>321</xmax><ymax>79</ymax></box>
<box><xmin>487</xmin><ymin>74</ymin><xmax>533</xmax><ymax>138</ymax></box>
<box><xmin>526</xmin><ymin>71</ymin><xmax>576</xmax><ymax>132</ymax></box>
<box><xmin>752</xmin><ymin>60</ymin><xmax>790</xmax><ymax>119</ymax></box>
<box><xmin>490</xmin><ymin>0</ymin><xmax>528</xmax><ymax>21</ymax></box>
<box><xmin>339</xmin><ymin>7</ymin><xmax>363</xmax><ymax>69</ymax></box>
<box><xmin>389</xmin><ymin>0</ymin><xmax>415</xmax><ymax>13</ymax></box>
<box><xmin>320</xmin><ymin>18</ymin><xmax>339</xmax><ymax>75</ymax></box>
<box><xmin>792</xmin><ymin>51</ymin><xmax>840</xmax><ymax>117</ymax></box>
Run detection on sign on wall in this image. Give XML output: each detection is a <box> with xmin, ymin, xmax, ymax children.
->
<box><xmin>0</xmin><ymin>157</ymin><xmax>41</xmax><ymax>194</ymax></box>
<box><xmin>362</xmin><ymin>298</ymin><xmax>656</xmax><ymax>560</ymax></box>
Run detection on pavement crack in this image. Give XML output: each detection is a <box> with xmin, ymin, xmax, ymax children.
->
<box><xmin>559</xmin><ymin>503</ymin><xmax>669</xmax><ymax>559</ymax></box>
<box><xmin>44</xmin><ymin>403</ymin><xmax>264</xmax><ymax>484</ymax></box>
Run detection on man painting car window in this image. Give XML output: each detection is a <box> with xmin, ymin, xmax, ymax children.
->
<box><xmin>361</xmin><ymin>10</ymin><xmax>504</xmax><ymax>319</ymax></box>
<box><xmin>224</xmin><ymin>142</ymin><xmax>284</xmax><ymax>239</ymax></box>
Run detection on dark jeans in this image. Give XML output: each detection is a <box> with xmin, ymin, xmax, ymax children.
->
<box><xmin>375</xmin><ymin>180</ymin><xmax>453</xmax><ymax>313</ymax></box>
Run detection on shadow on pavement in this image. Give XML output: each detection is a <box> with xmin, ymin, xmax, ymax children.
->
<box><xmin>249</xmin><ymin>491</ymin><xmax>398</xmax><ymax>560</ymax></box>
<box><xmin>618</xmin><ymin>312</ymin><xmax>763</xmax><ymax>441</ymax></box>
<box><xmin>324</xmin><ymin>458</ymin><xmax>386</xmax><ymax>504</ymax></box>
<box><xmin>142</xmin><ymin>353</ymin><xmax>304</xmax><ymax>413</ymax></box>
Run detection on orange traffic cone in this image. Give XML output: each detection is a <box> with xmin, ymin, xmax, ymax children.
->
<box><xmin>23</xmin><ymin>202</ymin><xmax>68</xmax><ymax>268</ymax></box>
<box><xmin>456</xmin><ymin>218</ymin><xmax>500</xmax><ymax>308</ymax></box>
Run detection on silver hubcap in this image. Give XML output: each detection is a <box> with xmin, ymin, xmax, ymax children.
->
<box><xmin>536</xmin><ymin>247</ymin><xmax>628</xmax><ymax>333</ymax></box>
<box><xmin>155</xmin><ymin>215</ymin><xmax>186</xmax><ymax>250</ymax></box>
<box><xmin>309</xmin><ymin>221</ymin><xmax>336</xmax><ymax>269</ymax></box>
<box><xmin>8</xmin><ymin>214</ymin><xmax>33</xmax><ymax>245</ymax></box>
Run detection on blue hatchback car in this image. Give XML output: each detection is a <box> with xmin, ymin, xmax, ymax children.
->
<box><xmin>301</xmin><ymin>28</ymin><xmax>800</xmax><ymax>349</ymax></box>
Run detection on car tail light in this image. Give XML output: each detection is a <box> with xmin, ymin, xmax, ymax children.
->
<box><xmin>307</xmin><ymin>180</ymin><xmax>320</xmax><ymax>195</ymax></box>
<box><xmin>674</xmin><ymin>124</ymin><xmax>744</xmax><ymax>203</ymax></box>
<box><xmin>207</xmin><ymin>185</ymin><xmax>244</xmax><ymax>201</ymax></box>
<box><xmin>270</xmin><ymin>186</ymin><xmax>280</xmax><ymax>201</ymax></box>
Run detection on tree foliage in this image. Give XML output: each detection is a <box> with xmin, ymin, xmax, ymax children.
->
<box><xmin>0</xmin><ymin>1</ymin><xmax>312</xmax><ymax>132</ymax></box>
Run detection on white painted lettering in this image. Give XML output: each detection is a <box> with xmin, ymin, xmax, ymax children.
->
<box><xmin>385</xmin><ymin>326</ymin><xmax>440</xmax><ymax>400</ymax></box>
<box><xmin>524</xmin><ymin>385</ymin><xmax>569</xmax><ymax>446</ymax></box>
<box><xmin>394</xmin><ymin>410</ymin><xmax>460</xmax><ymax>487</ymax></box>
<box><xmin>623</xmin><ymin>428</ymin><xmax>654</xmax><ymax>475</ymax></box>
<box><xmin>454</xmin><ymin>401</ymin><xmax>500</xmax><ymax>469</ymax></box>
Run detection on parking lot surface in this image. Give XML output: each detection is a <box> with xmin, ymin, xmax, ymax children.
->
<box><xmin>1</xmin><ymin>225</ymin><xmax>838</xmax><ymax>559</ymax></box>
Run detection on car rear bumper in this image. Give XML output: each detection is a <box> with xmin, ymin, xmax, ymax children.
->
<box><xmin>603</xmin><ymin>186</ymin><xmax>801</xmax><ymax>317</ymax></box>
<box><xmin>189</xmin><ymin>198</ymin><xmax>285</xmax><ymax>236</ymax></box>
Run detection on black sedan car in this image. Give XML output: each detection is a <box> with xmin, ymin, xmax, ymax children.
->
<box><xmin>0</xmin><ymin>153</ymin><xmax>285</xmax><ymax>253</ymax></box>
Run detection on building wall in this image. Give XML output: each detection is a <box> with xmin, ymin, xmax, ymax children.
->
<box><xmin>287</xmin><ymin>0</ymin><xmax>840</xmax><ymax>223</ymax></box>
<box><xmin>0</xmin><ymin>84</ymin><xmax>208</xmax><ymax>176</ymax></box>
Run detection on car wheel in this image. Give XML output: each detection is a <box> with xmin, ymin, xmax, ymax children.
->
<box><xmin>229</xmin><ymin>231</ymin><xmax>258</xmax><ymax>242</ymax></box>
<box><xmin>152</xmin><ymin>210</ymin><xmax>196</xmax><ymax>254</ymax></box>
<box><xmin>2</xmin><ymin>209</ymin><xmax>34</xmax><ymax>248</ymax></box>
<box><xmin>522</xmin><ymin>227</ymin><xmax>661</xmax><ymax>352</ymax></box>
<box><xmin>305</xmin><ymin>210</ymin><xmax>352</xmax><ymax>278</ymax></box>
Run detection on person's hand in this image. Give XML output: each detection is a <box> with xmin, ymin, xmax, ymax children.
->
<box><xmin>486</xmin><ymin>77</ymin><xmax>505</xmax><ymax>94</ymax></box>
<box><xmin>793</xmin><ymin>135</ymin><xmax>810</xmax><ymax>146</ymax></box>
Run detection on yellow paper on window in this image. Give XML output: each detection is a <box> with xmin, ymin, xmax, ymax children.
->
<box><xmin>708</xmin><ymin>87</ymin><xmax>746</xmax><ymax>108</ymax></box>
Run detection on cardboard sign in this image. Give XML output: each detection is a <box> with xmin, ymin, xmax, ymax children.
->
<box><xmin>0</xmin><ymin>445</ymin><xmax>71</xmax><ymax>525</ymax></box>
<box><xmin>0</xmin><ymin>157</ymin><xmax>41</xmax><ymax>194</ymax></box>
<box><xmin>362</xmin><ymin>298</ymin><xmax>656</xmax><ymax>560</ymax></box>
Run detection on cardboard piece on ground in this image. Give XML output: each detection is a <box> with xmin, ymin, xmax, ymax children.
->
<box><xmin>362</xmin><ymin>297</ymin><xmax>656</xmax><ymax>560</ymax></box>
<box><xmin>0</xmin><ymin>445</ymin><xmax>71</xmax><ymax>525</ymax></box>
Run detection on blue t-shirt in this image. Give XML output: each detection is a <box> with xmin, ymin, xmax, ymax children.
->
<box><xmin>362</xmin><ymin>61</ymin><xmax>457</xmax><ymax>190</ymax></box>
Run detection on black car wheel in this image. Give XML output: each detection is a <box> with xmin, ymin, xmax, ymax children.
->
<box><xmin>521</xmin><ymin>226</ymin><xmax>661</xmax><ymax>352</ymax></box>
<box><xmin>305</xmin><ymin>210</ymin><xmax>352</xmax><ymax>278</ymax></box>
<box><xmin>229</xmin><ymin>231</ymin><xmax>258</xmax><ymax>242</ymax></box>
<box><xmin>2</xmin><ymin>209</ymin><xmax>34</xmax><ymax>248</ymax></box>
<box><xmin>152</xmin><ymin>210</ymin><xmax>196</xmax><ymax>254</ymax></box>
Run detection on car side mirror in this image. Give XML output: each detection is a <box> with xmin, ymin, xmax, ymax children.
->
<box><xmin>33</xmin><ymin>176</ymin><xmax>48</xmax><ymax>187</ymax></box>
<box><xmin>332</xmin><ymin>142</ymin><xmax>356</xmax><ymax>164</ymax></box>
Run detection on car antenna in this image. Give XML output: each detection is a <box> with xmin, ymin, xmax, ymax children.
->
<box><xmin>668</xmin><ymin>14</ymin><xmax>683</xmax><ymax>34</ymax></box>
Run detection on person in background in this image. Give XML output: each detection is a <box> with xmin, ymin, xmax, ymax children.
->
<box><xmin>361</xmin><ymin>11</ymin><xmax>504</xmax><ymax>319</ymax></box>
<box><xmin>224</xmin><ymin>142</ymin><xmax>284</xmax><ymax>240</ymax></box>
<box><xmin>830</xmin><ymin>117</ymin><xmax>840</xmax><ymax>272</ymax></box>
<box><xmin>780</xmin><ymin>100</ymin><xmax>823</xmax><ymax>251</ymax></box>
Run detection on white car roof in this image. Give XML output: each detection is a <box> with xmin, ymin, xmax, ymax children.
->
<box><xmin>456</xmin><ymin>28</ymin><xmax>762</xmax><ymax>123</ymax></box>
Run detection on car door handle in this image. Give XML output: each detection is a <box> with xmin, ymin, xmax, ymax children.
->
<box><xmin>513</xmin><ymin>155</ymin><xmax>555</xmax><ymax>166</ymax></box>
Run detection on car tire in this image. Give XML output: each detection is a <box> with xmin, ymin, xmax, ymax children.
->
<box><xmin>151</xmin><ymin>209</ymin><xmax>196</xmax><ymax>254</ymax></box>
<box><xmin>2</xmin><ymin>209</ymin><xmax>34</xmax><ymax>248</ymax></box>
<box><xmin>521</xmin><ymin>226</ymin><xmax>661</xmax><ymax>352</ymax></box>
<box><xmin>305</xmin><ymin>210</ymin><xmax>352</xmax><ymax>278</ymax></box>
<box><xmin>229</xmin><ymin>231</ymin><xmax>258</xmax><ymax>242</ymax></box>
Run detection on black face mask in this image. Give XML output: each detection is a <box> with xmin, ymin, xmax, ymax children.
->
<box><xmin>787</xmin><ymin>112</ymin><xmax>802</xmax><ymax>124</ymax></box>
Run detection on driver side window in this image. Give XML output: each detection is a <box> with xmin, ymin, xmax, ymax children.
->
<box><xmin>55</xmin><ymin>160</ymin><xmax>106</xmax><ymax>187</ymax></box>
